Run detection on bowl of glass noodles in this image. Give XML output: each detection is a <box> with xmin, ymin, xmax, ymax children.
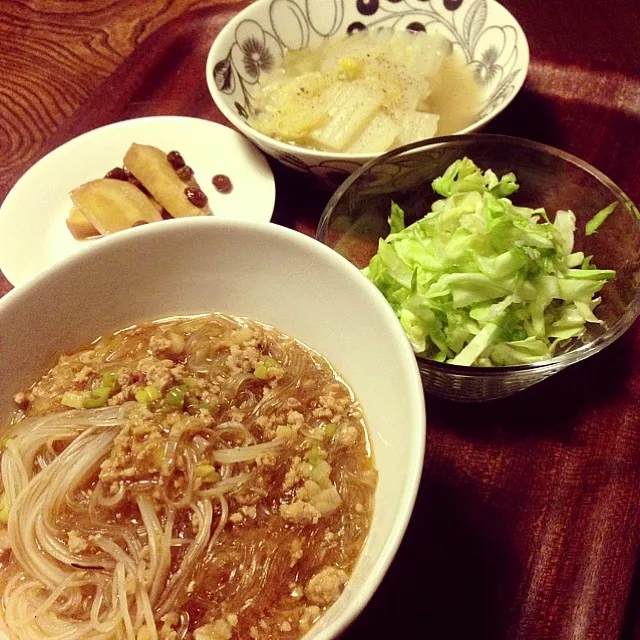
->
<box><xmin>0</xmin><ymin>218</ymin><xmax>425</xmax><ymax>639</ymax></box>
<box><xmin>206</xmin><ymin>0</ymin><xmax>529</xmax><ymax>187</ymax></box>
<box><xmin>317</xmin><ymin>134</ymin><xmax>640</xmax><ymax>401</ymax></box>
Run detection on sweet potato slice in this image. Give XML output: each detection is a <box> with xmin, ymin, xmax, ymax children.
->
<box><xmin>70</xmin><ymin>179</ymin><xmax>162</xmax><ymax>235</ymax></box>
<box><xmin>124</xmin><ymin>143</ymin><xmax>211</xmax><ymax>217</ymax></box>
<box><xmin>66</xmin><ymin>206</ymin><xmax>99</xmax><ymax>240</ymax></box>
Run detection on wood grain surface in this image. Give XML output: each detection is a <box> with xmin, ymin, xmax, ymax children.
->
<box><xmin>1</xmin><ymin>1</ymin><xmax>640</xmax><ymax>639</ymax></box>
<box><xmin>0</xmin><ymin>0</ymin><xmax>237</xmax><ymax>194</ymax></box>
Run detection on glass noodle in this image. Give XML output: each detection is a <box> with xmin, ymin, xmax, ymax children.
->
<box><xmin>0</xmin><ymin>314</ymin><xmax>376</xmax><ymax>639</ymax></box>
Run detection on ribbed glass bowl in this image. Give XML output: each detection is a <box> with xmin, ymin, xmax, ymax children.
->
<box><xmin>317</xmin><ymin>135</ymin><xmax>640</xmax><ymax>401</ymax></box>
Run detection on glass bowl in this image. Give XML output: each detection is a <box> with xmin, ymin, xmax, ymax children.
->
<box><xmin>317</xmin><ymin>134</ymin><xmax>640</xmax><ymax>401</ymax></box>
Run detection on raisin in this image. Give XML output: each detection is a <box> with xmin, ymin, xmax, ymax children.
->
<box><xmin>185</xmin><ymin>187</ymin><xmax>208</xmax><ymax>208</ymax></box>
<box><xmin>104</xmin><ymin>167</ymin><xmax>128</xmax><ymax>181</ymax></box>
<box><xmin>177</xmin><ymin>165</ymin><xmax>194</xmax><ymax>182</ymax></box>
<box><xmin>167</xmin><ymin>151</ymin><xmax>186</xmax><ymax>170</ymax></box>
<box><xmin>212</xmin><ymin>174</ymin><xmax>233</xmax><ymax>194</ymax></box>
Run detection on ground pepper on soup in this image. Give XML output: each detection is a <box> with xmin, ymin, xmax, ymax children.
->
<box><xmin>0</xmin><ymin>314</ymin><xmax>377</xmax><ymax>640</ymax></box>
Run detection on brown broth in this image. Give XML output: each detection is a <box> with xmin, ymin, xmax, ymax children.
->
<box><xmin>0</xmin><ymin>314</ymin><xmax>376</xmax><ymax>639</ymax></box>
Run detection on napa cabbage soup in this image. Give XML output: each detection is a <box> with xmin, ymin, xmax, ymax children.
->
<box><xmin>0</xmin><ymin>313</ymin><xmax>376</xmax><ymax>639</ymax></box>
<box><xmin>249</xmin><ymin>29</ymin><xmax>481</xmax><ymax>153</ymax></box>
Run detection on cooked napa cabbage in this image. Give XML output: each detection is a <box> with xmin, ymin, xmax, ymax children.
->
<box><xmin>248</xmin><ymin>29</ymin><xmax>479</xmax><ymax>153</ymax></box>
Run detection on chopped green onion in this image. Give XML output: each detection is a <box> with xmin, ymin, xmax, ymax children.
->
<box><xmin>305</xmin><ymin>445</ymin><xmax>325</xmax><ymax>466</ymax></box>
<box><xmin>586</xmin><ymin>202</ymin><xmax>617</xmax><ymax>236</ymax></box>
<box><xmin>61</xmin><ymin>391</ymin><xmax>84</xmax><ymax>409</ymax></box>
<box><xmin>253</xmin><ymin>357</ymin><xmax>280</xmax><ymax>380</ymax></box>
<box><xmin>83</xmin><ymin>386</ymin><xmax>111</xmax><ymax>409</ymax></box>
<box><xmin>253</xmin><ymin>363</ymin><xmax>269</xmax><ymax>380</ymax></box>
<box><xmin>194</xmin><ymin>463</ymin><xmax>220</xmax><ymax>483</ymax></box>
<box><xmin>165</xmin><ymin>386</ymin><xmax>185</xmax><ymax>409</ymax></box>
<box><xmin>0</xmin><ymin>436</ymin><xmax>13</xmax><ymax>451</ymax></box>
<box><xmin>63</xmin><ymin>372</ymin><xmax>119</xmax><ymax>410</ymax></box>
<box><xmin>101</xmin><ymin>371</ymin><xmax>118</xmax><ymax>388</ymax></box>
<box><xmin>309</xmin><ymin>459</ymin><xmax>332</xmax><ymax>484</ymax></box>
<box><xmin>148</xmin><ymin>385</ymin><xmax>162</xmax><ymax>401</ymax></box>
<box><xmin>152</xmin><ymin>444</ymin><xmax>164</xmax><ymax>468</ymax></box>
<box><xmin>323</xmin><ymin>423</ymin><xmax>337</xmax><ymax>438</ymax></box>
<box><xmin>135</xmin><ymin>385</ymin><xmax>162</xmax><ymax>404</ymax></box>
<box><xmin>193</xmin><ymin>401</ymin><xmax>217</xmax><ymax>414</ymax></box>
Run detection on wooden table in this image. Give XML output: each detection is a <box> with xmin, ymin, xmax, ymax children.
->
<box><xmin>1</xmin><ymin>1</ymin><xmax>639</xmax><ymax>639</ymax></box>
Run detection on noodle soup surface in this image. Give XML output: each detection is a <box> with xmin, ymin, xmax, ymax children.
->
<box><xmin>0</xmin><ymin>314</ymin><xmax>376</xmax><ymax>639</ymax></box>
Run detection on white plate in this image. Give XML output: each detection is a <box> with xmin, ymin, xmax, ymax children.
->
<box><xmin>0</xmin><ymin>116</ymin><xmax>276</xmax><ymax>287</ymax></box>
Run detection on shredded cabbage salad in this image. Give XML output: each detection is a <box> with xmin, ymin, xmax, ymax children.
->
<box><xmin>363</xmin><ymin>158</ymin><xmax>616</xmax><ymax>366</ymax></box>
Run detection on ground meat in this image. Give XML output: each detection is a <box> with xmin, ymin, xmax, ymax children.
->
<box><xmin>136</xmin><ymin>356</ymin><xmax>176</xmax><ymax>391</ymax></box>
<box><xmin>225</xmin><ymin>344</ymin><xmax>262</xmax><ymax>374</ymax></box>
<box><xmin>72</xmin><ymin>366</ymin><xmax>94</xmax><ymax>384</ymax></box>
<box><xmin>299</xmin><ymin>606</ymin><xmax>321</xmax><ymax>633</ymax></box>
<box><xmin>0</xmin><ymin>532</ymin><xmax>11</xmax><ymax>556</ymax></box>
<box><xmin>280</xmin><ymin>501</ymin><xmax>321</xmax><ymax>525</ymax></box>
<box><xmin>227</xmin><ymin>407</ymin><xmax>245</xmax><ymax>422</ymax></box>
<box><xmin>100</xmin><ymin>429</ymin><xmax>162</xmax><ymax>481</ymax></box>
<box><xmin>296</xmin><ymin>481</ymin><xmax>342</xmax><ymax>516</ymax></box>
<box><xmin>194</xmin><ymin>615</ymin><xmax>238</xmax><ymax>640</ymax></box>
<box><xmin>312</xmin><ymin>393</ymin><xmax>351</xmax><ymax>422</ymax></box>
<box><xmin>256</xmin><ymin>451</ymin><xmax>276</xmax><ymax>467</ymax></box>
<box><xmin>67</xmin><ymin>530</ymin><xmax>89</xmax><ymax>554</ymax></box>
<box><xmin>170</xmin><ymin>363</ymin><xmax>190</xmax><ymax>380</ymax></box>
<box><xmin>282</xmin><ymin>457</ymin><xmax>309</xmax><ymax>492</ymax></box>
<box><xmin>233</xmin><ymin>476</ymin><xmax>268</xmax><ymax>506</ymax></box>
<box><xmin>241</xmin><ymin>505</ymin><xmax>257</xmax><ymax>519</ymax></box>
<box><xmin>159</xmin><ymin>612</ymin><xmax>180</xmax><ymax>640</ymax></box>
<box><xmin>290</xmin><ymin>538</ymin><xmax>303</xmax><ymax>567</ymax></box>
<box><xmin>305</xmin><ymin>567</ymin><xmax>348</xmax><ymax>606</ymax></box>
<box><xmin>99</xmin><ymin>407</ymin><xmax>166</xmax><ymax>483</ymax></box>
<box><xmin>107</xmin><ymin>389</ymin><xmax>134</xmax><ymax>406</ymax></box>
<box><xmin>287</xmin><ymin>410</ymin><xmax>304</xmax><ymax>428</ymax></box>
<box><xmin>12</xmin><ymin>391</ymin><xmax>30</xmax><ymax>410</ymax></box>
<box><xmin>149</xmin><ymin>335</ymin><xmax>173</xmax><ymax>355</ymax></box>
<box><xmin>135</xmin><ymin>626</ymin><xmax>155</xmax><ymax>640</ymax></box>
<box><xmin>335</xmin><ymin>424</ymin><xmax>359</xmax><ymax>447</ymax></box>
<box><xmin>290</xmin><ymin>583</ymin><xmax>304</xmax><ymax>600</ymax></box>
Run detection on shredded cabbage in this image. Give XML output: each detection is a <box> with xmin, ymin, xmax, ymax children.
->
<box><xmin>363</xmin><ymin>157</ymin><xmax>616</xmax><ymax>366</ymax></box>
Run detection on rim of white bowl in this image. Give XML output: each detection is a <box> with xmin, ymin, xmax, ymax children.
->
<box><xmin>0</xmin><ymin>217</ymin><xmax>427</xmax><ymax>640</ymax></box>
<box><xmin>205</xmin><ymin>0</ymin><xmax>530</xmax><ymax>163</ymax></box>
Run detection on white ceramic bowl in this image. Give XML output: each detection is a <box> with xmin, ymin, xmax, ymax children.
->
<box><xmin>206</xmin><ymin>0</ymin><xmax>529</xmax><ymax>187</ymax></box>
<box><xmin>0</xmin><ymin>218</ymin><xmax>426</xmax><ymax>639</ymax></box>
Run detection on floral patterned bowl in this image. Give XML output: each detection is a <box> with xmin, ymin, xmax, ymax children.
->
<box><xmin>206</xmin><ymin>0</ymin><xmax>529</xmax><ymax>188</ymax></box>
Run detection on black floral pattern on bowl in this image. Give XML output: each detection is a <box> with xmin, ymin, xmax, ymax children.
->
<box><xmin>214</xmin><ymin>19</ymin><xmax>284</xmax><ymax>112</ymax></box>
<box><xmin>212</xmin><ymin>0</ymin><xmax>526</xmax><ymax>171</ymax></box>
